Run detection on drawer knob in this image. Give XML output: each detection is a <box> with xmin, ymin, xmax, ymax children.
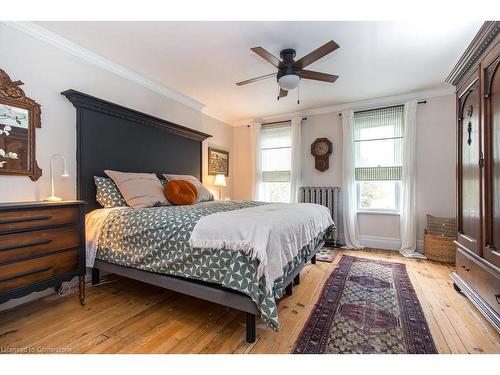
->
<box><xmin>496</xmin><ymin>294</ymin><xmax>500</xmax><ymax>304</ymax></box>
<box><xmin>462</xmin><ymin>265</ymin><xmax>470</xmax><ymax>272</ymax></box>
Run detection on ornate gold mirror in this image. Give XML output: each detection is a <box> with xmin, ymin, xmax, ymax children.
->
<box><xmin>0</xmin><ymin>68</ymin><xmax>41</xmax><ymax>180</ymax></box>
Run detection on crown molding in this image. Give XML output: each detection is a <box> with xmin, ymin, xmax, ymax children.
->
<box><xmin>201</xmin><ymin>106</ymin><xmax>235</xmax><ymax>126</ymax></box>
<box><xmin>237</xmin><ymin>86</ymin><xmax>456</xmax><ymax>126</ymax></box>
<box><xmin>446</xmin><ymin>21</ymin><xmax>499</xmax><ymax>86</ymax></box>
<box><xmin>3</xmin><ymin>21</ymin><xmax>205</xmax><ymax>114</ymax></box>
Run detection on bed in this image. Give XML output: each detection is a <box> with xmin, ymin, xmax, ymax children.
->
<box><xmin>62</xmin><ymin>89</ymin><xmax>333</xmax><ymax>343</ymax></box>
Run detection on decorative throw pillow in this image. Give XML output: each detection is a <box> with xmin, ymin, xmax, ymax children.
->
<box><xmin>163</xmin><ymin>174</ymin><xmax>214</xmax><ymax>203</ymax></box>
<box><xmin>164</xmin><ymin>180</ymin><xmax>198</xmax><ymax>205</ymax></box>
<box><xmin>94</xmin><ymin>176</ymin><xmax>127</xmax><ymax>208</ymax></box>
<box><xmin>105</xmin><ymin>170</ymin><xmax>170</xmax><ymax>209</ymax></box>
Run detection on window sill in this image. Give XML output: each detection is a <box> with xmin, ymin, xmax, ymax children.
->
<box><xmin>357</xmin><ymin>210</ymin><xmax>400</xmax><ymax>216</ymax></box>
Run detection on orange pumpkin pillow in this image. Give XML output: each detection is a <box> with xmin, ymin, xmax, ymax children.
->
<box><xmin>164</xmin><ymin>180</ymin><xmax>198</xmax><ymax>205</ymax></box>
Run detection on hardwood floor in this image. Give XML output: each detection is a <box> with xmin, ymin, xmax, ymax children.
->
<box><xmin>0</xmin><ymin>248</ymin><xmax>498</xmax><ymax>354</ymax></box>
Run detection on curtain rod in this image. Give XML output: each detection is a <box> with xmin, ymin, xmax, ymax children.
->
<box><xmin>337</xmin><ymin>101</ymin><xmax>427</xmax><ymax>116</ymax></box>
<box><xmin>247</xmin><ymin>119</ymin><xmax>299</xmax><ymax>127</ymax></box>
<box><xmin>262</xmin><ymin>120</ymin><xmax>292</xmax><ymax>126</ymax></box>
<box><xmin>247</xmin><ymin>100</ymin><xmax>427</xmax><ymax>125</ymax></box>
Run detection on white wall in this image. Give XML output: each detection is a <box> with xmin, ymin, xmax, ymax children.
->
<box><xmin>359</xmin><ymin>95</ymin><xmax>456</xmax><ymax>249</ymax></box>
<box><xmin>233</xmin><ymin>94</ymin><xmax>457</xmax><ymax>251</ymax></box>
<box><xmin>232</xmin><ymin>125</ymin><xmax>253</xmax><ymax>200</ymax></box>
<box><xmin>0</xmin><ymin>24</ymin><xmax>234</xmax><ymax>310</ymax></box>
<box><xmin>0</xmin><ymin>23</ymin><xmax>234</xmax><ymax>203</ymax></box>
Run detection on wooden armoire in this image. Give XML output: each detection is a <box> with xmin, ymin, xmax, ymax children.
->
<box><xmin>447</xmin><ymin>21</ymin><xmax>499</xmax><ymax>332</ymax></box>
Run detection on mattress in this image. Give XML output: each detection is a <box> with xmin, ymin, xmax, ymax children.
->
<box><xmin>86</xmin><ymin>200</ymin><xmax>332</xmax><ymax>330</ymax></box>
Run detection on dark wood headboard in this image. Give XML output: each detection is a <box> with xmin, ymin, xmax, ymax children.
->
<box><xmin>62</xmin><ymin>90</ymin><xmax>211</xmax><ymax>212</ymax></box>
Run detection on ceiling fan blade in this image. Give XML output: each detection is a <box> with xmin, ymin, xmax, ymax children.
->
<box><xmin>300</xmin><ymin>70</ymin><xmax>339</xmax><ymax>83</ymax></box>
<box><xmin>251</xmin><ymin>47</ymin><xmax>281</xmax><ymax>68</ymax></box>
<box><xmin>236</xmin><ymin>73</ymin><xmax>276</xmax><ymax>86</ymax></box>
<box><xmin>294</xmin><ymin>40</ymin><xmax>340</xmax><ymax>69</ymax></box>
<box><xmin>279</xmin><ymin>88</ymin><xmax>288</xmax><ymax>98</ymax></box>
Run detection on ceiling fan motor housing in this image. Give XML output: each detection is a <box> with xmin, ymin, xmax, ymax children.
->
<box><xmin>277</xmin><ymin>65</ymin><xmax>300</xmax><ymax>80</ymax></box>
<box><xmin>280</xmin><ymin>48</ymin><xmax>296</xmax><ymax>62</ymax></box>
<box><xmin>277</xmin><ymin>48</ymin><xmax>300</xmax><ymax>82</ymax></box>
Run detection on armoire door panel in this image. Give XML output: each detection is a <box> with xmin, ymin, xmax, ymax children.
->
<box><xmin>458</xmin><ymin>78</ymin><xmax>482</xmax><ymax>255</ymax></box>
<box><xmin>482</xmin><ymin>45</ymin><xmax>500</xmax><ymax>267</ymax></box>
<box><xmin>449</xmin><ymin>21</ymin><xmax>500</xmax><ymax>334</ymax></box>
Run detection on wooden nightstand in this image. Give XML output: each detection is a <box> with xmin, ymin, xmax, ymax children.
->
<box><xmin>0</xmin><ymin>201</ymin><xmax>86</xmax><ymax>306</ymax></box>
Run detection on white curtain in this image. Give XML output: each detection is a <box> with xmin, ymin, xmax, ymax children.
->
<box><xmin>290</xmin><ymin>116</ymin><xmax>302</xmax><ymax>203</ymax></box>
<box><xmin>341</xmin><ymin>110</ymin><xmax>364</xmax><ymax>249</ymax></box>
<box><xmin>399</xmin><ymin>101</ymin><xmax>424</xmax><ymax>258</ymax></box>
<box><xmin>249</xmin><ymin>123</ymin><xmax>262</xmax><ymax>200</ymax></box>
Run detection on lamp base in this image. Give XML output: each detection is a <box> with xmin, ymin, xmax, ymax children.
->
<box><xmin>44</xmin><ymin>196</ymin><xmax>63</xmax><ymax>202</ymax></box>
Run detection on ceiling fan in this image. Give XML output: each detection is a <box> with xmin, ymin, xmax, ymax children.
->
<box><xmin>236</xmin><ymin>40</ymin><xmax>340</xmax><ymax>102</ymax></box>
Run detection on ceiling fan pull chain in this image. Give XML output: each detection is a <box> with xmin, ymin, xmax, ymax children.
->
<box><xmin>277</xmin><ymin>86</ymin><xmax>280</xmax><ymax>101</ymax></box>
<box><xmin>297</xmin><ymin>85</ymin><xmax>300</xmax><ymax>105</ymax></box>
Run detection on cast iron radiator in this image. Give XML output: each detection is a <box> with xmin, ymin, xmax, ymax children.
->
<box><xmin>299</xmin><ymin>186</ymin><xmax>344</xmax><ymax>246</ymax></box>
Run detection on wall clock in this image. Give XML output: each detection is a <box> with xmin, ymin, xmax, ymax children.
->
<box><xmin>311</xmin><ymin>137</ymin><xmax>332</xmax><ymax>172</ymax></box>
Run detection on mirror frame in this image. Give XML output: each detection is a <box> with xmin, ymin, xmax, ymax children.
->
<box><xmin>0</xmin><ymin>68</ymin><xmax>42</xmax><ymax>181</ymax></box>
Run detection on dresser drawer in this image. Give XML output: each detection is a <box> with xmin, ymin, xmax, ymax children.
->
<box><xmin>456</xmin><ymin>247</ymin><xmax>500</xmax><ymax>315</ymax></box>
<box><xmin>0</xmin><ymin>226</ymin><xmax>80</xmax><ymax>264</ymax></box>
<box><xmin>0</xmin><ymin>249</ymin><xmax>79</xmax><ymax>292</ymax></box>
<box><xmin>0</xmin><ymin>206</ymin><xmax>79</xmax><ymax>233</ymax></box>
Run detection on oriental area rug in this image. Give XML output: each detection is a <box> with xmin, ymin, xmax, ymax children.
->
<box><xmin>292</xmin><ymin>255</ymin><xmax>437</xmax><ymax>354</ymax></box>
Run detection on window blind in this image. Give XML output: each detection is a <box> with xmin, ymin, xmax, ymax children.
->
<box><xmin>261</xmin><ymin>122</ymin><xmax>292</xmax><ymax>183</ymax></box>
<box><xmin>354</xmin><ymin>105</ymin><xmax>404</xmax><ymax>181</ymax></box>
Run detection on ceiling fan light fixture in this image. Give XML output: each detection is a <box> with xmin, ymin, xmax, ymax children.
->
<box><xmin>278</xmin><ymin>74</ymin><xmax>300</xmax><ymax>91</ymax></box>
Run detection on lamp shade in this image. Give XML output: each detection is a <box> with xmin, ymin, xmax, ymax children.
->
<box><xmin>214</xmin><ymin>174</ymin><xmax>226</xmax><ymax>187</ymax></box>
<box><xmin>278</xmin><ymin>74</ymin><xmax>300</xmax><ymax>90</ymax></box>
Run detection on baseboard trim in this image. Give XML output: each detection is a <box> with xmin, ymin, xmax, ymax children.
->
<box><xmin>360</xmin><ymin>235</ymin><xmax>400</xmax><ymax>250</ymax></box>
<box><xmin>417</xmin><ymin>239</ymin><xmax>424</xmax><ymax>252</ymax></box>
<box><xmin>359</xmin><ymin>235</ymin><xmax>425</xmax><ymax>252</ymax></box>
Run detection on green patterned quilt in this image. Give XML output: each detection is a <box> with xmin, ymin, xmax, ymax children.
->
<box><xmin>96</xmin><ymin>200</ymin><xmax>329</xmax><ymax>330</ymax></box>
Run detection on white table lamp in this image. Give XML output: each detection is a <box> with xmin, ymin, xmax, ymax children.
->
<box><xmin>45</xmin><ymin>154</ymin><xmax>69</xmax><ymax>202</ymax></box>
<box><xmin>213</xmin><ymin>174</ymin><xmax>226</xmax><ymax>200</ymax></box>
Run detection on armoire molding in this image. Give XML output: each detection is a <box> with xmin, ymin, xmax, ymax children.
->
<box><xmin>446</xmin><ymin>21</ymin><xmax>500</xmax><ymax>86</ymax></box>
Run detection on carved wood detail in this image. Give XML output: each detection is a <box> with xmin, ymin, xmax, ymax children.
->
<box><xmin>484</xmin><ymin>57</ymin><xmax>499</xmax><ymax>98</ymax></box>
<box><xmin>446</xmin><ymin>21</ymin><xmax>500</xmax><ymax>86</ymax></box>
<box><xmin>0</xmin><ymin>68</ymin><xmax>42</xmax><ymax>181</ymax></box>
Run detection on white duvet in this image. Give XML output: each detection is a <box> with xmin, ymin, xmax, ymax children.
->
<box><xmin>85</xmin><ymin>207</ymin><xmax>125</xmax><ymax>267</ymax></box>
<box><xmin>189</xmin><ymin>203</ymin><xmax>333</xmax><ymax>291</ymax></box>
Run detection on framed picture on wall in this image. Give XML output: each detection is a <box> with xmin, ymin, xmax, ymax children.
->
<box><xmin>208</xmin><ymin>147</ymin><xmax>229</xmax><ymax>176</ymax></box>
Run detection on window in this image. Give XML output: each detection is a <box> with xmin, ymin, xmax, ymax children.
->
<box><xmin>354</xmin><ymin>106</ymin><xmax>403</xmax><ymax>212</ymax></box>
<box><xmin>259</xmin><ymin>122</ymin><xmax>292</xmax><ymax>202</ymax></box>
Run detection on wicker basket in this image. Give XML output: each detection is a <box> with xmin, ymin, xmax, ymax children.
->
<box><xmin>426</xmin><ymin>214</ymin><xmax>456</xmax><ymax>236</ymax></box>
<box><xmin>424</xmin><ymin>231</ymin><xmax>456</xmax><ymax>263</ymax></box>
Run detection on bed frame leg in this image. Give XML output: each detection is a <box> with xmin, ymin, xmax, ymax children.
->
<box><xmin>294</xmin><ymin>273</ymin><xmax>300</xmax><ymax>286</ymax></box>
<box><xmin>311</xmin><ymin>254</ymin><xmax>317</xmax><ymax>264</ymax></box>
<box><xmin>285</xmin><ymin>283</ymin><xmax>293</xmax><ymax>296</ymax></box>
<box><xmin>92</xmin><ymin>268</ymin><xmax>100</xmax><ymax>285</ymax></box>
<box><xmin>246</xmin><ymin>313</ymin><xmax>256</xmax><ymax>343</ymax></box>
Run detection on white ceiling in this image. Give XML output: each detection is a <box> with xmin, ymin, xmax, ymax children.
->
<box><xmin>36</xmin><ymin>21</ymin><xmax>482</xmax><ymax>125</ymax></box>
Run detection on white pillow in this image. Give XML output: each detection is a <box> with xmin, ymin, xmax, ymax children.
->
<box><xmin>163</xmin><ymin>174</ymin><xmax>214</xmax><ymax>203</ymax></box>
<box><xmin>105</xmin><ymin>170</ymin><xmax>170</xmax><ymax>208</ymax></box>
